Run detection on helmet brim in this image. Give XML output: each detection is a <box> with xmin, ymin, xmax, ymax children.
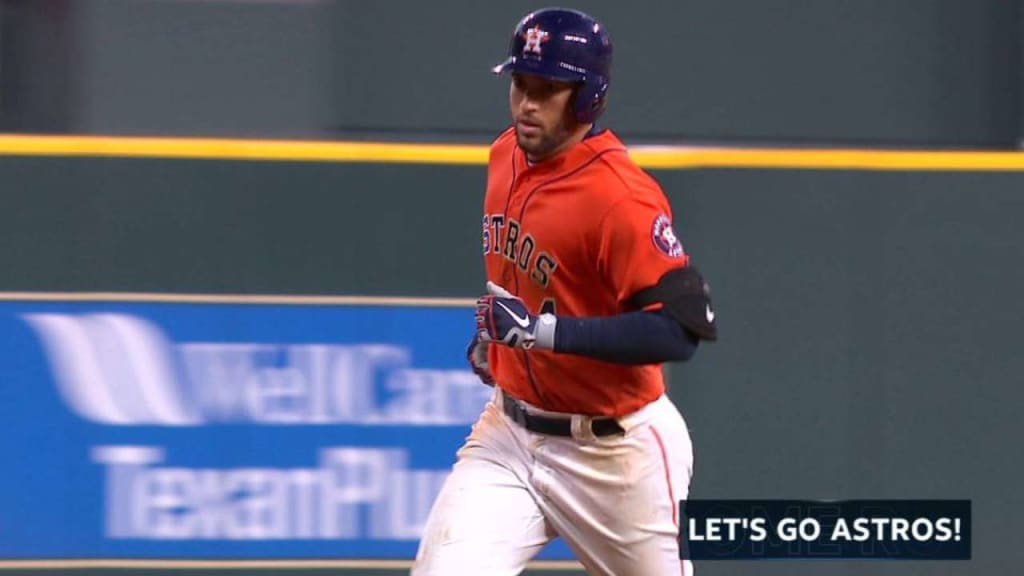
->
<box><xmin>491</xmin><ymin>57</ymin><xmax>586</xmax><ymax>83</ymax></box>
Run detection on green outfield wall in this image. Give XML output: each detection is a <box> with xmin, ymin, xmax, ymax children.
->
<box><xmin>0</xmin><ymin>143</ymin><xmax>1020</xmax><ymax>576</ymax></box>
<box><xmin>3</xmin><ymin>0</ymin><xmax>1021</xmax><ymax>147</ymax></box>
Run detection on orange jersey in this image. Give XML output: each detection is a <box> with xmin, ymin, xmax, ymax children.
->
<box><xmin>482</xmin><ymin>127</ymin><xmax>690</xmax><ymax>417</ymax></box>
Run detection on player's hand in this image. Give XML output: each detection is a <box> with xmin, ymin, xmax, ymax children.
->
<box><xmin>475</xmin><ymin>282</ymin><xmax>556</xmax><ymax>350</ymax></box>
<box><xmin>466</xmin><ymin>332</ymin><xmax>494</xmax><ymax>385</ymax></box>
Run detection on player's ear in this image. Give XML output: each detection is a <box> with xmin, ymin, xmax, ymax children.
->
<box><xmin>564</xmin><ymin>87</ymin><xmax>580</xmax><ymax>123</ymax></box>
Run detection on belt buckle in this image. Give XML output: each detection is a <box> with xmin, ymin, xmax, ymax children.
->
<box><xmin>571</xmin><ymin>414</ymin><xmax>598</xmax><ymax>441</ymax></box>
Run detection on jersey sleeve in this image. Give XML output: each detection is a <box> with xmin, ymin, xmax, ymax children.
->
<box><xmin>595</xmin><ymin>191</ymin><xmax>690</xmax><ymax>308</ymax></box>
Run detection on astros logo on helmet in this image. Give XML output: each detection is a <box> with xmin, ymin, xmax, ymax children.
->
<box><xmin>522</xmin><ymin>26</ymin><xmax>550</xmax><ymax>56</ymax></box>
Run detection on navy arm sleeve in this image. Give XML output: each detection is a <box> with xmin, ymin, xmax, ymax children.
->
<box><xmin>552</xmin><ymin>309</ymin><xmax>699</xmax><ymax>365</ymax></box>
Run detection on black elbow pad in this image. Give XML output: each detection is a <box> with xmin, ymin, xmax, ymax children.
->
<box><xmin>630</xmin><ymin>266</ymin><xmax>718</xmax><ymax>341</ymax></box>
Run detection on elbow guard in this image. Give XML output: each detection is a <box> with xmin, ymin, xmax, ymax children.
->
<box><xmin>630</xmin><ymin>266</ymin><xmax>718</xmax><ymax>341</ymax></box>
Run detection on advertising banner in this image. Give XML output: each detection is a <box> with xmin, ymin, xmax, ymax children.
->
<box><xmin>0</xmin><ymin>297</ymin><xmax>573</xmax><ymax>560</ymax></box>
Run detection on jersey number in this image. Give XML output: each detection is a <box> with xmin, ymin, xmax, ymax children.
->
<box><xmin>540</xmin><ymin>298</ymin><xmax>557</xmax><ymax>316</ymax></box>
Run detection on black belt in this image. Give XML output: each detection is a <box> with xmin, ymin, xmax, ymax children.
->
<box><xmin>501</xmin><ymin>390</ymin><xmax>625</xmax><ymax>437</ymax></box>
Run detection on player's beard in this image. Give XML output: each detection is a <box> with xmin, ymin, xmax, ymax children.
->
<box><xmin>515</xmin><ymin>116</ymin><xmax>575</xmax><ymax>161</ymax></box>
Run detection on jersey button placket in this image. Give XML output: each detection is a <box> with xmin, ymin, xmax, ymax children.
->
<box><xmin>503</xmin><ymin>177</ymin><xmax>529</xmax><ymax>291</ymax></box>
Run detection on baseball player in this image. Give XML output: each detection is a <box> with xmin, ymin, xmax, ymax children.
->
<box><xmin>413</xmin><ymin>8</ymin><xmax>717</xmax><ymax>575</ymax></box>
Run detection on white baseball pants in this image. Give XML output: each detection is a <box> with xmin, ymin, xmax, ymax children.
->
<box><xmin>412</xmin><ymin>389</ymin><xmax>695</xmax><ymax>575</ymax></box>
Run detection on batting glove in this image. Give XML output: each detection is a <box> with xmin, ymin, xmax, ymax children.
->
<box><xmin>475</xmin><ymin>281</ymin><xmax>556</xmax><ymax>350</ymax></box>
<box><xmin>466</xmin><ymin>332</ymin><xmax>494</xmax><ymax>385</ymax></box>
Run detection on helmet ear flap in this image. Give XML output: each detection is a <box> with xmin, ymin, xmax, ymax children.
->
<box><xmin>573</xmin><ymin>76</ymin><xmax>608</xmax><ymax>124</ymax></box>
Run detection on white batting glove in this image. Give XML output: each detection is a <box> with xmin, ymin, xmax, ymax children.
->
<box><xmin>475</xmin><ymin>282</ymin><xmax>556</xmax><ymax>350</ymax></box>
<box><xmin>486</xmin><ymin>281</ymin><xmax>516</xmax><ymax>298</ymax></box>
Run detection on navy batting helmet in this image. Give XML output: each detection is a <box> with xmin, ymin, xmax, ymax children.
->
<box><xmin>492</xmin><ymin>8</ymin><xmax>613</xmax><ymax>124</ymax></box>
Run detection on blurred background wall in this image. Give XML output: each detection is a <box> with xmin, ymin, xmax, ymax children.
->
<box><xmin>0</xmin><ymin>2</ymin><xmax>1022</xmax><ymax>576</ymax></box>
<box><xmin>1</xmin><ymin>0</ymin><xmax>1022</xmax><ymax>146</ymax></box>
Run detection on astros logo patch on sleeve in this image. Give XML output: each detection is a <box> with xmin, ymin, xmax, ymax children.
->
<box><xmin>652</xmin><ymin>214</ymin><xmax>685</xmax><ymax>258</ymax></box>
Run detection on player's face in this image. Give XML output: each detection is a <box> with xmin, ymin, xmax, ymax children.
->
<box><xmin>510</xmin><ymin>73</ymin><xmax>581</xmax><ymax>162</ymax></box>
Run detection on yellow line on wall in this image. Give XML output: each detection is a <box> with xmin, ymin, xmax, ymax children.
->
<box><xmin>3</xmin><ymin>133</ymin><xmax>1024</xmax><ymax>171</ymax></box>
<box><xmin>0</xmin><ymin>134</ymin><xmax>489</xmax><ymax>165</ymax></box>
<box><xmin>630</xmin><ymin>145</ymin><xmax>1024</xmax><ymax>171</ymax></box>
